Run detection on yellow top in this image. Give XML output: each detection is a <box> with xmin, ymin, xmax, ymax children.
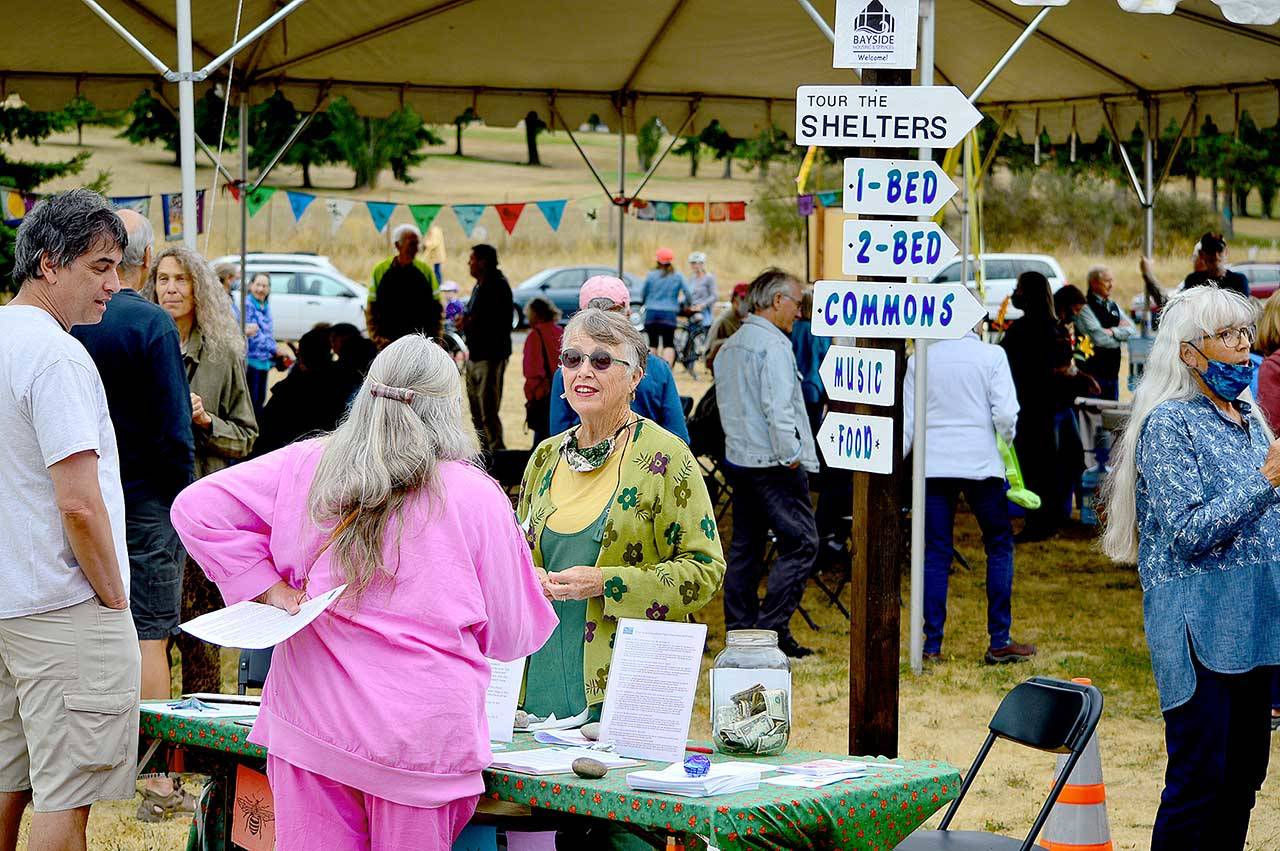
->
<box><xmin>546</xmin><ymin>443</ymin><xmax>627</xmax><ymax>533</ymax></box>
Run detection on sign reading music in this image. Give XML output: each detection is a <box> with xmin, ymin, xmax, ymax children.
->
<box><xmin>795</xmin><ymin>85</ymin><xmax>983</xmax><ymax>149</ymax></box>
<box><xmin>819</xmin><ymin>345</ymin><xmax>896</xmax><ymax>407</ymax></box>
<box><xmin>812</xmin><ymin>280</ymin><xmax>986</xmax><ymax>340</ymax></box>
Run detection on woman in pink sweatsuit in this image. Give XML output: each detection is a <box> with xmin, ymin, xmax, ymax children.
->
<box><xmin>171</xmin><ymin>335</ymin><xmax>558</xmax><ymax>851</ymax></box>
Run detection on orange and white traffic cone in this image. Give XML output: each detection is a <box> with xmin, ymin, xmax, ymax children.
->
<box><xmin>1038</xmin><ymin>678</ymin><xmax>1112</xmax><ymax>851</ymax></box>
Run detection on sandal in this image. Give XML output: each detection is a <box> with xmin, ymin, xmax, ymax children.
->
<box><xmin>136</xmin><ymin>785</ymin><xmax>197</xmax><ymax>822</ymax></box>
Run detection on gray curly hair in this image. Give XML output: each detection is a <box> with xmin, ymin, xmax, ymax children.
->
<box><xmin>144</xmin><ymin>246</ymin><xmax>245</xmax><ymax>358</ymax></box>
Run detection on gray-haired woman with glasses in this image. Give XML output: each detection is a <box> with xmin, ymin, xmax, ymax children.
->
<box><xmin>516</xmin><ymin>308</ymin><xmax>724</xmax><ymax>727</ymax></box>
<box><xmin>1102</xmin><ymin>285</ymin><xmax>1280</xmax><ymax>850</ymax></box>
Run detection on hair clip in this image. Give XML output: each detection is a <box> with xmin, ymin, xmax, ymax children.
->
<box><xmin>369</xmin><ymin>382</ymin><xmax>416</xmax><ymax>404</ymax></box>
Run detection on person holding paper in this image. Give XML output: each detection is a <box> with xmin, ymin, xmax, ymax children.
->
<box><xmin>517</xmin><ymin>308</ymin><xmax>725</xmax><ymax>725</ymax></box>
<box><xmin>172</xmin><ymin>335</ymin><xmax>557</xmax><ymax>851</ymax></box>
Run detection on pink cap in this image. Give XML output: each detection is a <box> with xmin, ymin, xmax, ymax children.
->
<box><xmin>579</xmin><ymin>275</ymin><xmax>631</xmax><ymax>310</ymax></box>
<box><xmin>655</xmin><ymin>247</ymin><xmax>676</xmax><ymax>264</ymax></box>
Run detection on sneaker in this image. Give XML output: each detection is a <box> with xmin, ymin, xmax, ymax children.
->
<box><xmin>984</xmin><ymin>641</ymin><xmax>1037</xmax><ymax>665</ymax></box>
<box><xmin>922</xmin><ymin>651</ymin><xmax>943</xmax><ymax>666</ymax></box>
<box><xmin>778</xmin><ymin>635</ymin><xmax>815</xmax><ymax>659</ymax></box>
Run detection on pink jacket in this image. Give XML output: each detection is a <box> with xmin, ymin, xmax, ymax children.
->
<box><xmin>171</xmin><ymin>439</ymin><xmax>557</xmax><ymax>807</ymax></box>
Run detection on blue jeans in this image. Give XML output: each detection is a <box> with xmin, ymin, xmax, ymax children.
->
<box><xmin>923</xmin><ymin>477</ymin><xmax>1014</xmax><ymax>654</ymax></box>
<box><xmin>1152</xmin><ymin>654</ymin><xmax>1273</xmax><ymax>850</ymax></box>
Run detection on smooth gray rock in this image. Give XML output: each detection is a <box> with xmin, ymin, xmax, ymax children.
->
<box><xmin>580</xmin><ymin>722</ymin><xmax>600</xmax><ymax>741</ymax></box>
<box><xmin>571</xmin><ymin>757</ymin><xmax>608</xmax><ymax>779</ymax></box>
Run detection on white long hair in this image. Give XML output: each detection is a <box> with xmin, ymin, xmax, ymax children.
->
<box><xmin>1101</xmin><ymin>285</ymin><xmax>1266</xmax><ymax>563</ymax></box>
<box><xmin>307</xmin><ymin>335</ymin><xmax>481</xmax><ymax>599</ymax></box>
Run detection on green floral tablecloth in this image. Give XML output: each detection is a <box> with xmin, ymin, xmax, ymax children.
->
<box><xmin>140</xmin><ymin>707</ymin><xmax>960</xmax><ymax>851</ymax></box>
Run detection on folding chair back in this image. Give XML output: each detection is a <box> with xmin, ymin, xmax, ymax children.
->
<box><xmin>237</xmin><ymin>647</ymin><xmax>274</xmax><ymax>694</ymax></box>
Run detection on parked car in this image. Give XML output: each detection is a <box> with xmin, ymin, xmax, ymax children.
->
<box><xmin>931</xmin><ymin>253</ymin><xmax>1068</xmax><ymax>322</ymax></box>
<box><xmin>220</xmin><ymin>255</ymin><xmax>368</xmax><ymax>341</ymax></box>
<box><xmin>1232</xmin><ymin>262</ymin><xmax>1280</xmax><ymax>300</ymax></box>
<box><xmin>212</xmin><ymin>252</ymin><xmax>343</xmax><ymax>275</ymax></box>
<box><xmin>511</xmin><ymin>265</ymin><xmax>644</xmax><ymax>328</ymax></box>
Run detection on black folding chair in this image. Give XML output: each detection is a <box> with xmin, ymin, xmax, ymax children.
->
<box><xmin>896</xmin><ymin>677</ymin><xmax>1104</xmax><ymax>851</ymax></box>
<box><xmin>237</xmin><ymin>648</ymin><xmax>274</xmax><ymax>694</ymax></box>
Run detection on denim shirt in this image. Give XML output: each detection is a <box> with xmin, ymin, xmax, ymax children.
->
<box><xmin>243</xmin><ymin>296</ymin><xmax>275</xmax><ymax>367</ymax></box>
<box><xmin>1136</xmin><ymin>394</ymin><xmax>1280</xmax><ymax>711</ymax></box>
<box><xmin>641</xmin><ymin>270</ymin><xmax>691</xmax><ymax>326</ymax></box>
<box><xmin>714</xmin><ymin>315</ymin><xmax>819</xmax><ymax>473</ymax></box>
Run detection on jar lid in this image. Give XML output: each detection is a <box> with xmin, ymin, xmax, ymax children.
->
<box><xmin>725</xmin><ymin>629</ymin><xmax>779</xmax><ymax>647</ymax></box>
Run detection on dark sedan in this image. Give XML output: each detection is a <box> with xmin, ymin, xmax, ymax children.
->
<box><xmin>511</xmin><ymin>265</ymin><xmax>644</xmax><ymax>328</ymax></box>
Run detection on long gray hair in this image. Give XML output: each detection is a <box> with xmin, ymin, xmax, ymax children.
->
<box><xmin>307</xmin><ymin>335</ymin><xmax>481</xmax><ymax>598</ymax></box>
<box><xmin>1101</xmin><ymin>285</ymin><xmax>1266</xmax><ymax>563</ymax></box>
<box><xmin>144</xmin><ymin>246</ymin><xmax>245</xmax><ymax>358</ymax></box>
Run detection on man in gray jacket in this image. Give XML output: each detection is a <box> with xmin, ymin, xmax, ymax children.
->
<box><xmin>714</xmin><ymin>268</ymin><xmax>820</xmax><ymax>658</ymax></box>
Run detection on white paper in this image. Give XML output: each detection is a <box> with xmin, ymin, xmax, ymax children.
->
<box><xmin>598</xmin><ymin>618</ymin><xmax>707</xmax><ymax>762</ymax></box>
<box><xmin>533</xmin><ymin>728</ymin><xmax>594</xmax><ymax>747</ymax></box>
<box><xmin>179</xmin><ymin>584</ymin><xmax>347</xmax><ymax>649</ymax></box>
<box><xmin>485</xmin><ymin>658</ymin><xmax>525</xmax><ymax>743</ymax></box>
<box><xmin>488</xmin><ymin>747</ymin><xmax>642</xmax><ymax>776</ymax></box>
<box><xmin>764</xmin><ymin>772</ymin><xmax>865</xmax><ymax>789</ymax></box>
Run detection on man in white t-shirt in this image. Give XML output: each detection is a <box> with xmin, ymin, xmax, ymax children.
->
<box><xmin>0</xmin><ymin>189</ymin><xmax>141</xmax><ymax>847</ymax></box>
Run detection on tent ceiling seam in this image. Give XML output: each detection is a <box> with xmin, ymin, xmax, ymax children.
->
<box><xmin>964</xmin><ymin>0</ymin><xmax>1142</xmax><ymax>94</ymax></box>
<box><xmin>621</xmin><ymin>0</ymin><xmax>691</xmax><ymax>95</ymax></box>
<box><xmin>1172</xmin><ymin>7</ymin><xmax>1280</xmax><ymax>48</ymax></box>
<box><xmin>114</xmin><ymin>0</ymin><xmax>217</xmax><ymax>62</ymax></box>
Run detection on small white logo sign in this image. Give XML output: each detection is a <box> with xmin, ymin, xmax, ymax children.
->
<box><xmin>833</xmin><ymin>0</ymin><xmax>919</xmax><ymax>70</ymax></box>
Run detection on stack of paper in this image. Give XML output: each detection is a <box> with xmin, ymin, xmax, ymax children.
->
<box><xmin>762</xmin><ymin>759</ymin><xmax>897</xmax><ymax>789</ymax></box>
<box><xmin>532</xmin><ymin>728</ymin><xmax>595</xmax><ymax>747</ymax></box>
<box><xmin>626</xmin><ymin>761</ymin><xmax>763</xmax><ymax>798</ymax></box>
<box><xmin>488</xmin><ymin>747</ymin><xmax>642</xmax><ymax>776</ymax></box>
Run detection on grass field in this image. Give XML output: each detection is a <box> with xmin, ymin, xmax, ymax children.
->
<box><xmin>9</xmin><ymin>124</ymin><xmax>1280</xmax><ymax>849</ymax></box>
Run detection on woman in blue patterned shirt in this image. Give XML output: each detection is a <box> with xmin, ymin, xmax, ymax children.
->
<box><xmin>1103</xmin><ymin>285</ymin><xmax>1280</xmax><ymax>851</ymax></box>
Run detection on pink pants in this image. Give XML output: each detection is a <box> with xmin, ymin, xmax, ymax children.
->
<box><xmin>267</xmin><ymin>756</ymin><xmax>480</xmax><ymax>851</ymax></box>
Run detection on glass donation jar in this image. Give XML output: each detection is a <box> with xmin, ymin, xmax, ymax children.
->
<box><xmin>710</xmin><ymin>629</ymin><xmax>792</xmax><ymax>756</ymax></box>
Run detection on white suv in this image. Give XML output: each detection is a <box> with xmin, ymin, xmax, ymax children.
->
<box><xmin>214</xmin><ymin>254</ymin><xmax>368</xmax><ymax>342</ymax></box>
<box><xmin>931</xmin><ymin>253</ymin><xmax>1068</xmax><ymax>321</ymax></box>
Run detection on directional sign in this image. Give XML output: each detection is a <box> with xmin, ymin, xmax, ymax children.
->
<box><xmin>812</xmin><ymin>280</ymin><xmax>986</xmax><ymax>339</ymax></box>
<box><xmin>817</xmin><ymin>412</ymin><xmax>895</xmax><ymax>474</ymax></box>
<box><xmin>820</xmin><ymin>345</ymin><xmax>896</xmax><ymax>406</ymax></box>
<box><xmin>841</xmin><ymin>220</ymin><xmax>958</xmax><ymax>278</ymax></box>
<box><xmin>796</xmin><ymin>86</ymin><xmax>983</xmax><ymax>149</ymax></box>
<box><xmin>843</xmin><ymin>158</ymin><xmax>957</xmax><ymax>217</ymax></box>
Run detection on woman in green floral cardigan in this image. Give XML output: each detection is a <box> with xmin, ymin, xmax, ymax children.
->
<box><xmin>517</xmin><ymin>306</ymin><xmax>724</xmax><ymax>722</ymax></box>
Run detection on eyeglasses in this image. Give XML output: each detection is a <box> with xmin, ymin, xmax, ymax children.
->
<box><xmin>559</xmin><ymin>348</ymin><xmax>631</xmax><ymax>372</ymax></box>
<box><xmin>777</xmin><ymin>293</ymin><xmax>801</xmax><ymax>305</ymax></box>
<box><xmin>1198</xmin><ymin>325</ymin><xmax>1256</xmax><ymax>348</ymax></box>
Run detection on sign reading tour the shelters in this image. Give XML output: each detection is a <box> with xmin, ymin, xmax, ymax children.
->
<box><xmin>795</xmin><ymin>86</ymin><xmax>983</xmax><ymax>149</ymax></box>
<box><xmin>833</xmin><ymin>0</ymin><xmax>919</xmax><ymax>69</ymax></box>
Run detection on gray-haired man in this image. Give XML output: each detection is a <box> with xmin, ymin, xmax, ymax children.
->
<box><xmin>714</xmin><ymin>268</ymin><xmax>820</xmax><ymax>658</ymax></box>
<box><xmin>369</xmin><ymin>223</ymin><xmax>442</xmax><ymax>344</ymax></box>
<box><xmin>0</xmin><ymin>189</ymin><xmax>141</xmax><ymax>849</ymax></box>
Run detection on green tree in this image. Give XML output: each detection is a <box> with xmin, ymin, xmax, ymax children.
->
<box><xmin>524</xmin><ymin>110</ymin><xmax>548</xmax><ymax>166</ymax></box>
<box><xmin>673</xmin><ymin>134</ymin><xmax>701</xmax><ymax>177</ymax></box>
<box><xmin>119</xmin><ymin>89</ymin><xmax>236</xmax><ymax>164</ymax></box>
<box><xmin>248</xmin><ymin>91</ymin><xmax>339</xmax><ymax>188</ymax></box>
<box><xmin>327</xmin><ymin>98</ymin><xmax>442</xmax><ymax>190</ymax></box>
<box><xmin>453</xmin><ymin>107</ymin><xmax>478</xmax><ymax>156</ymax></box>
<box><xmin>56</xmin><ymin>96</ymin><xmax>122</xmax><ymax>147</ymax></box>
<box><xmin>635</xmin><ymin>117</ymin><xmax>662</xmax><ymax>171</ymax></box>
<box><xmin>738</xmin><ymin>125</ymin><xmax>792</xmax><ymax>180</ymax></box>
<box><xmin>698</xmin><ymin>120</ymin><xmax>739</xmax><ymax>179</ymax></box>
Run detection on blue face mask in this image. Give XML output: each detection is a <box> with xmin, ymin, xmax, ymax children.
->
<box><xmin>1198</xmin><ymin>358</ymin><xmax>1255</xmax><ymax>401</ymax></box>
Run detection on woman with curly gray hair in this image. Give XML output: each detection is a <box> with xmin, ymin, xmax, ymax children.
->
<box><xmin>146</xmin><ymin>246</ymin><xmax>259</xmax><ymax>698</ymax></box>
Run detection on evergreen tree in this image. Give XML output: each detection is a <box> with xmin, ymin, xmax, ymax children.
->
<box><xmin>248</xmin><ymin>91</ymin><xmax>339</xmax><ymax>188</ymax></box>
<box><xmin>119</xmin><ymin>89</ymin><xmax>236</xmax><ymax>164</ymax></box>
<box><xmin>327</xmin><ymin>98</ymin><xmax>442</xmax><ymax>189</ymax></box>
<box><xmin>698</xmin><ymin>120</ymin><xmax>739</xmax><ymax>179</ymax></box>
<box><xmin>636</xmin><ymin>117</ymin><xmax>662</xmax><ymax>171</ymax></box>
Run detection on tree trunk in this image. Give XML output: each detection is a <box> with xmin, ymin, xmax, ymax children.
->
<box><xmin>722</xmin><ymin>157</ymin><xmax>732</xmax><ymax>179</ymax></box>
<box><xmin>455</xmin><ymin>122</ymin><xmax>464</xmax><ymax>156</ymax></box>
<box><xmin>1223</xmin><ymin>176</ymin><xmax>1235</xmax><ymax>237</ymax></box>
<box><xmin>1189</xmin><ymin>171</ymin><xmax>1197</xmax><ymax>200</ymax></box>
<box><xmin>690</xmin><ymin>154</ymin><xmax>698</xmax><ymax>178</ymax></box>
<box><xmin>1211</xmin><ymin>176</ymin><xmax>1219</xmax><ymax>213</ymax></box>
<box><xmin>77</xmin><ymin>123</ymin><xmax>83</xmax><ymax>147</ymax></box>
<box><xmin>302</xmin><ymin>159</ymin><xmax>313</xmax><ymax>189</ymax></box>
<box><xmin>526</xmin><ymin>126</ymin><xmax>541</xmax><ymax>166</ymax></box>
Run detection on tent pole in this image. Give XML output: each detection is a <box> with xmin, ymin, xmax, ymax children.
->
<box><xmin>252</xmin><ymin>110</ymin><xmax>319</xmax><ymax>192</ymax></box>
<box><xmin>240</xmin><ymin>94</ymin><xmax>249</xmax><ymax>334</ymax></box>
<box><xmin>617</xmin><ymin>100</ymin><xmax>626</xmax><ymax>277</ymax></box>
<box><xmin>1144</xmin><ymin>99</ymin><xmax>1155</xmax><ymax>259</ymax></box>
<box><xmin>550</xmin><ymin>106</ymin><xmax>615</xmax><ymax>201</ymax></box>
<box><xmin>909</xmin><ymin>0</ymin><xmax>936</xmax><ymax>677</ymax></box>
<box><xmin>968</xmin><ymin>6</ymin><xmax>1052</xmax><ymax>104</ymax></box>
<box><xmin>81</xmin><ymin>0</ymin><xmax>171</xmax><ymax>74</ymax></box>
<box><xmin>1102</xmin><ymin>104</ymin><xmax>1148</xmax><ymax>207</ymax></box>
<box><xmin>176</xmin><ymin>0</ymin><xmax>198</xmax><ymax>250</ymax></box>
<box><xmin>628</xmin><ymin>107</ymin><xmax>699</xmax><ymax>202</ymax></box>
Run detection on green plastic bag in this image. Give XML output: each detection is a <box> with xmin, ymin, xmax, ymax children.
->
<box><xmin>997</xmin><ymin>435</ymin><xmax>1041</xmax><ymax>510</ymax></box>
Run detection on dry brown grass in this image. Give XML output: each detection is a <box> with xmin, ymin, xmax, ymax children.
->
<box><xmin>11</xmin><ymin>126</ymin><xmax>1280</xmax><ymax>849</ymax></box>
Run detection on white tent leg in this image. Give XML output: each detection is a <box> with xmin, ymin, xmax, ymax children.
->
<box><xmin>1144</xmin><ymin>101</ymin><xmax>1155</xmax><ymax>258</ymax></box>
<box><xmin>239</xmin><ymin>96</ymin><xmax>249</xmax><ymax>332</ymax></box>
<box><xmin>176</xmin><ymin>0</ymin><xmax>198</xmax><ymax>250</ymax></box>
<box><xmin>909</xmin><ymin>0</ymin><xmax>936</xmax><ymax>677</ymax></box>
<box><xmin>617</xmin><ymin>101</ymin><xmax>626</xmax><ymax>277</ymax></box>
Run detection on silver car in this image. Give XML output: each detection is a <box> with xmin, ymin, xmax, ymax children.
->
<box><xmin>931</xmin><ymin>253</ymin><xmax>1068</xmax><ymax>321</ymax></box>
<box><xmin>216</xmin><ymin>254</ymin><xmax>368</xmax><ymax>341</ymax></box>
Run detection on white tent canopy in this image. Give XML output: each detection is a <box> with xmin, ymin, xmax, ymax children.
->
<box><xmin>5</xmin><ymin>0</ymin><xmax>1279</xmax><ymax>143</ymax></box>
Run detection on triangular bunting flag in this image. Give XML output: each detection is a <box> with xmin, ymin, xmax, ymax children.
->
<box><xmin>324</xmin><ymin>198</ymin><xmax>356</xmax><ymax>234</ymax></box>
<box><xmin>796</xmin><ymin>195</ymin><xmax>815</xmax><ymax>217</ymax></box>
<box><xmin>410</xmin><ymin>203</ymin><xmax>442</xmax><ymax>234</ymax></box>
<box><xmin>225</xmin><ymin>184</ymin><xmax>241</xmax><ymax>202</ymax></box>
<box><xmin>495</xmin><ymin>203</ymin><xmax>525</xmax><ymax>235</ymax></box>
<box><xmin>246</xmin><ymin>186</ymin><xmax>277</xmax><ymax>218</ymax></box>
<box><xmin>535</xmin><ymin>199</ymin><xmax>567</xmax><ymax>231</ymax></box>
<box><xmin>453</xmin><ymin>204</ymin><xmax>486</xmax><ymax>238</ymax></box>
<box><xmin>366</xmin><ymin>201</ymin><xmax>396</xmax><ymax>234</ymax></box>
<box><xmin>816</xmin><ymin>191</ymin><xmax>838</xmax><ymax>208</ymax></box>
<box><xmin>286</xmin><ymin>191</ymin><xmax>316</xmax><ymax>223</ymax></box>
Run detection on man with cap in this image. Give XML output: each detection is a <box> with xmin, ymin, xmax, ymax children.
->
<box><xmin>548</xmin><ymin>275</ymin><xmax>690</xmax><ymax>444</ymax></box>
<box><xmin>1181</xmin><ymin>232</ymin><xmax>1249</xmax><ymax>297</ymax></box>
<box><xmin>705</xmin><ymin>282</ymin><xmax>751</xmax><ymax>375</ymax></box>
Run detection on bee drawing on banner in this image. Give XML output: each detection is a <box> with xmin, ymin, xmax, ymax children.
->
<box><xmin>238</xmin><ymin>793</ymin><xmax>275</xmax><ymax>837</ymax></box>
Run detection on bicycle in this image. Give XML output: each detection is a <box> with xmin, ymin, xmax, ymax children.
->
<box><xmin>673</xmin><ymin>313</ymin><xmax>710</xmax><ymax>377</ymax></box>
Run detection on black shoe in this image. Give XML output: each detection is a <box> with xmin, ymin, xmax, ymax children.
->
<box><xmin>778</xmin><ymin>635</ymin><xmax>815</xmax><ymax>658</ymax></box>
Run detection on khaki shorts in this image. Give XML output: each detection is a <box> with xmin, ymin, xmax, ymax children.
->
<box><xmin>0</xmin><ymin>596</ymin><xmax>141</xmax><ymax>812</ymax></box>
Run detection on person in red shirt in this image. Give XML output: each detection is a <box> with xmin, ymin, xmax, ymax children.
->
<box><xmin>522</xmin><ymin>297</ymin><xmax>563</xmax><ymax>446</ymax></box>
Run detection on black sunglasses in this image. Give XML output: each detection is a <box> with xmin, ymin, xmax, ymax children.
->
<box><xmin>559</xmin><ymin>348</ymin><xmax>631</xmax><ymax>371</ymax></box>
